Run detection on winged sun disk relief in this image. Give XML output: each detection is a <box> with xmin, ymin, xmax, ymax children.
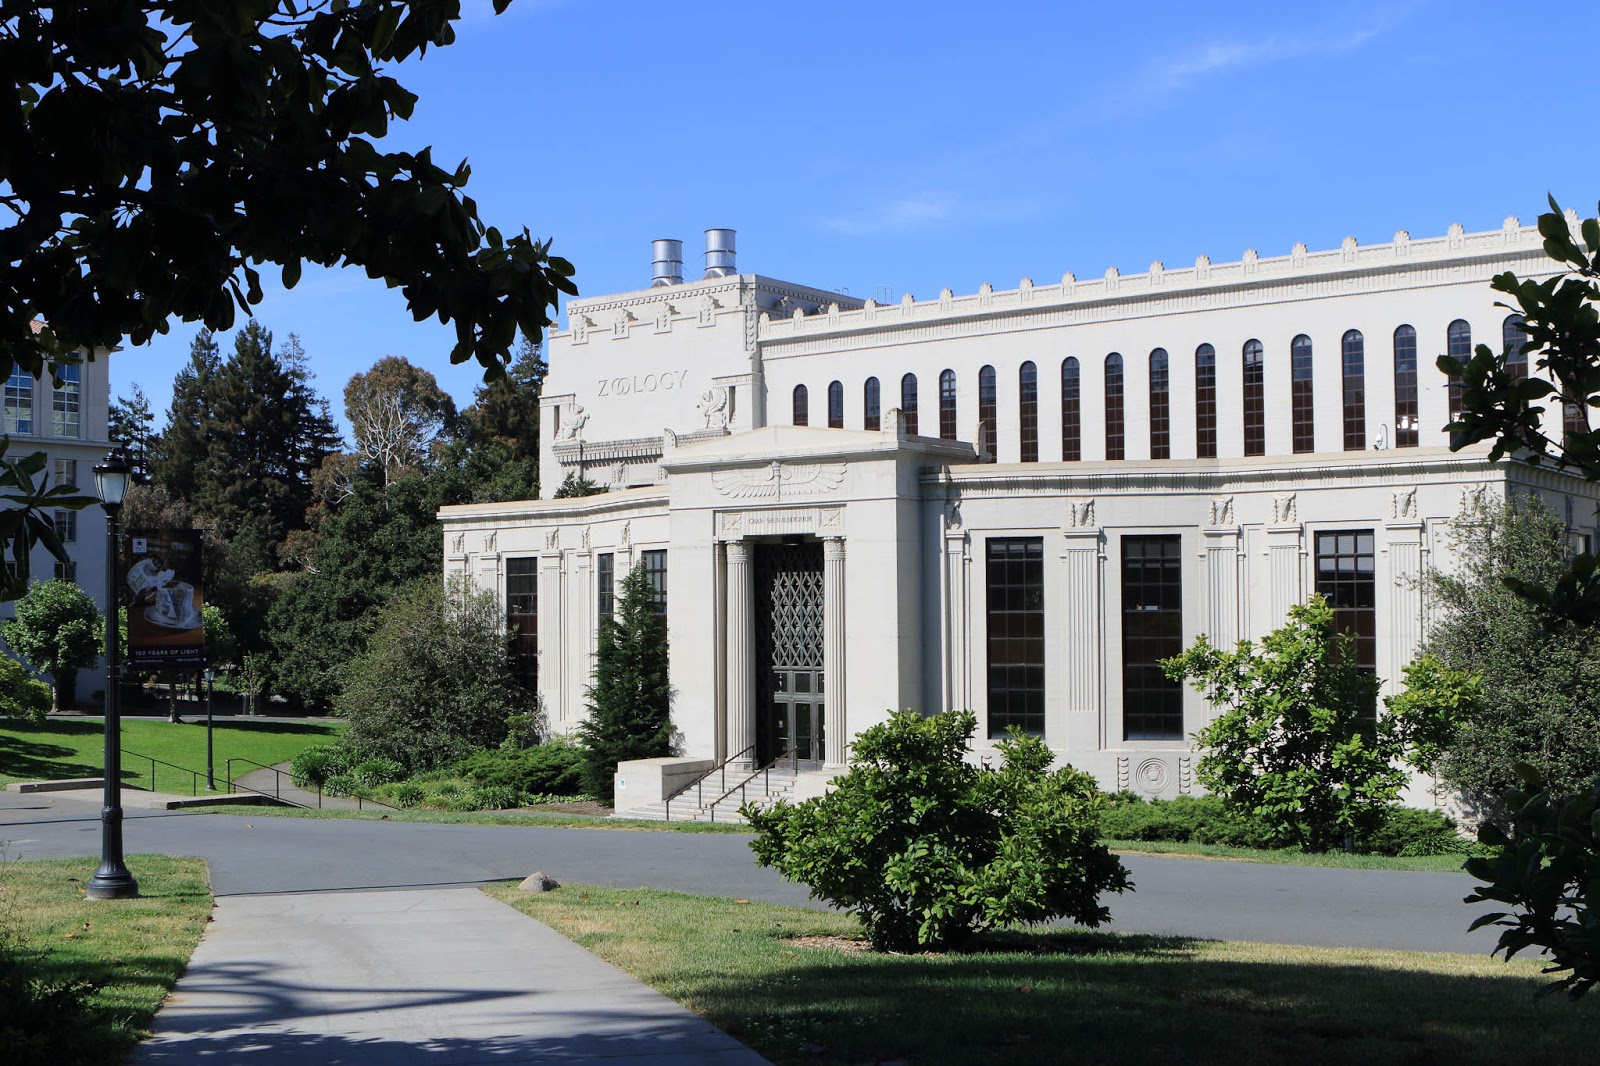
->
<box><xmin>711</xmin><ymin>461</ymin><xmax>847</xmax><ymax>500</ymax></box>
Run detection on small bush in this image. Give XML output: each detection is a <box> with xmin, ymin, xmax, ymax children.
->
<box><xmin>1360</xmin><ymin>806</ymin><xmax>1465</xmax><ymax>857</ymax></box>
<box><xmin>0</xmin><ymin>656</ymin><xmax>50</xmax><ymax>724</ymax></box>
<box><xmin>747</xmin><ymin>709</ymin><xmax>1130</xmax><ymax>952</ymax></box>
<box><xmin>456</xmin><ymin>739</ymin><xmax>584</xmax><ymax>797</ymax></box>
<box><xmin>322</xmin><ymin>773</ymin><xmax>372</xmax><ymax>799</ymax></box>
<box><xmin>349</xmin><ymin>758</ymin><xmax>406</xmax><ymax>788</ymax></box>
<box><xmin>290</xmin><ymin>744</ymin><xmax>352</xmax><ymax>788</ymax></box>
<box><xmin>1100</xmin><ymin>794</ymin><xmax>1292</xmax><ymax>850</ymax></box>
<box><xmin>389</xmin><ymin>782</ymin><xmax>425</xmax><ymax>807</ymax></box>
<box><xmin>468</xmin><ymin>785</ymin><xmax>520</xmax><ymax>811</ymax></box>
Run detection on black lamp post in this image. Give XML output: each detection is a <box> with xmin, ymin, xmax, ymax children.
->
<box><xmin>86</xmin><ymin>447</ymin><xmax>137</xmax><ymax>900</ymax></box>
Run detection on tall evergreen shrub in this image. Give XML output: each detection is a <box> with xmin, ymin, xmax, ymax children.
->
<box><xmin>576</xmin><ymin>562</ymin><xmax>672</xmax><ymax>801</ymax></box>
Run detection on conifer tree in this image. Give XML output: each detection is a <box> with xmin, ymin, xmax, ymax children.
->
<box><xmin>577</xmin><ymin>562</ymin><xmax>673</xmax><ymax>802</ymax></box>
<box><xmin>152</xmin><ymin>329</ymin><xmax>221</xmax><ymax>502</ymax></box>
<box><xmin>109</xmin><ymin>384</ymin><xmax>157</xmax><ymax>483</ymax></box>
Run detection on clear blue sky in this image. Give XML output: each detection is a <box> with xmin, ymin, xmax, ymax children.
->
<box><xmin>117</xmin><ymin>0</ymin><xmax>1600</xmax><ymax>439</ymax></box>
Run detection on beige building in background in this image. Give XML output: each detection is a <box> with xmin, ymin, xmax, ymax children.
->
<box><xmin>441</xmin><ymin>219</ymin><xmax>1598</xmax><ymax>814</ymax></box>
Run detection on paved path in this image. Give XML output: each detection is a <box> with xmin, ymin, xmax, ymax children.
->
<box><xmin>133</xmin><ymin>887</ymin><xmax>765</xmax><ymax>1065</ymax></box>
<box><xmin>0</xmin><ymin>789</ymin><xmax>1498</xmax><ymax>954</ymax></box>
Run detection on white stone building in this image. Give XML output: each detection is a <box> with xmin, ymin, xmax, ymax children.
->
<box><xmin>2</xmin><ymin>325</ymin><xmax>116</xmax><ymax>701</ymax></box>
<box><xmin>440</xmin><ymin>220</ymin><xmax>1599</xmax><ymax>810</ymax></box>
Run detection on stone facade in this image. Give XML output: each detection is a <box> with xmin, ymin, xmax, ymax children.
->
<box><xmin>441</xmin><ymin>219</ymin><xmax>1599</xmax><ymax>803</ymax></box>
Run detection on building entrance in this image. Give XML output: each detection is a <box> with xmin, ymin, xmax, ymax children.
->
<box><xmin>755</xmin><ymin>540</ymin><xmax>825</xmax><ymax>769</ymax></box>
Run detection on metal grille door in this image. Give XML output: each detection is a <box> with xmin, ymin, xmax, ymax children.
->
<box><xmin>755</xmin><ymin>542</ymin><xmax>825</xmax><ymax>767</ymax></box>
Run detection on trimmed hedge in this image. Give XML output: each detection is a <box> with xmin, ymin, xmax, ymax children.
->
<box><xmin>1100</xmin><ymin>792</ymin><xmax>1466</xmax><ymax>856</ymax></box>
<box><xmin>455</xmin><ymin>740</ymin><xmax>584</xmax><ymax>799</ymax></box>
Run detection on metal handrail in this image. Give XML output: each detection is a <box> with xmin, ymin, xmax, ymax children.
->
<box><xmin>663</xmin><ymin>743</ymin><xmax>756</xmax><ymax>821</ymax></box>
<box><xmin>122</xmin><ymin>748</ymin><xmax>311</xmax><ymax>808</ymax></box>
<box><xmin>701</xmin><ymin>749</ymin><xmax>798</xmax><ymax>823</ymax></box>
<box><xmin>223</xmin><ymin>757</ymin><xmax>400</xmax><ymax>812</ymax></box>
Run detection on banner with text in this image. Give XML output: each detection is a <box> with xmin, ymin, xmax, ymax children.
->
<box><xmin>125</xmin><ymin>529</ymin><xmax>206</xmax><ymax>671</ymax></box>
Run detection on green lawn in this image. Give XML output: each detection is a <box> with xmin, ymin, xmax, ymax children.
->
<box><xmin>0</xmin><ymin>855</ymin><xmax>212</xmax><ymax>1066</ymax></box>
<box><xmin>488</xmin><ymin>882</ymin><xmax>1597</xmax><ymax>1066</ymax></box>
<box><xmin>0</xmin><ymin>717</ymin><xmax>342</xmax><ymax>793</ymax></box>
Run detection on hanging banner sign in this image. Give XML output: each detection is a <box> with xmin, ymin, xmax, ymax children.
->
<box><xmin>125</xmin><ymin>529</ymin><xmax>206</xmax><ymax>671</ymax></box>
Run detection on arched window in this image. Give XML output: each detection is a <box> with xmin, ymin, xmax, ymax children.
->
<box><xmin>901</xmin><ymin>373</ymin><xmax>919</xmax><ymax>435</ymax></box>
<box><xmin>792</xmin><ymin>384</ymin><xmax>809</xmax><ymax>427</ymax></box>
<box><xmin>1291</xmin><ymin>335</ymin><xmax>1314</xmax><ymax>453</ymax></box>
<box><xmin>1018</xmin><ymin>361</ymin><xmax>1038</xmax><ymax>462</ymax></box>
<box><xmin>1194</xmin><ymin>344</ymin><xmax>1216</xmax><ymax>458</ymax></box>
<box><xmin>1342</xmin><ymin>329</ymin><xmax>1365</xmax><ymax>450</ymax></box>
<box><xmin>1060</xmin><ymin>358</ymin><xmax>1081</xmax><ymax>462</ymax></box>
<box><xmin>978</xmin><ymin>365</ymin><xmax>997</xmax><ymax>462</ymax></box>
<box><xmin>827</xmin><ymin>380</ymin><xmax>844</xmax><ymax>428</ymax></box>
<box><xmin>863</xmin><ymin>377</ymin><xmax>881</xmax><ymax>432</ymax></box>
<box><xmin>1446</xmin><ymin>319</ymin><xmax>1471</xmax><ymax>422</ymax></box>
<box><xmin>1148</xmin><ymin>348</ymin><xmax>1170</xmax><ymax>460</ymax></box>
<box><xmin>1242</xmin><ymin>339</ymin><xmax>1265</xmax><ymax>456</ymax></box>
<box><xmin>1393</xmin><ymin>325</ymin><xmax>1418</xmax><ymax>448</ymax></box>
<box><xmin>939</xmin><ymin>369</ymin><xmax>957</xmax><ymax>441</ymax></box>
<box><xmin>1105</xmin><ymin>353</ymin><xmax>1125</xmax><ymax>460</ymax></box>
<box><xmin>1503</xmin><ymin>313</ymin><xmax>1529</xmax><ymax>379</ymax></box>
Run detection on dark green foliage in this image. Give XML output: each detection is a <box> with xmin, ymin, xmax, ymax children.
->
<box><xmin>189</xmin><ymin>324</ymin><xmax>342</xmax><ymax>548</ymax></box>
<box><xmin>109</xmin><ymin>384</ymin><xmax>156</xmax><ymax>482</ymax></box>
<box><xmin>150</xmin><ymin>331</ymin><xmax>221</xmax><ymax>503</ymax></box>
<box><xmin>1100</xmin><ymin>794</ymin><xmax>1290</xmax><ymax>850</ymax></box>
<box><xmin>0</xmin><ymin>655</ymin><xmax>51</xmax><ymax>724</ymax></box>
<box><xmin>1466</xmin><ymin>767</ymin><xmax>1600</xmax><ymax>998</ymax></box>
<box><xmin>1363</xmin><ymin>806</ymin><xmax>1471</xmax><ymax>858</ymax></box>
<box><xmin>336</xmin><ymin>579</ymin><xmax>527</xmax><ymax>772</ymax></box>
<box><xmin>348</xmin><ymin>757</ymin><xmax>407</xmax><ymax>788</ymax></box>
<box><xmin>747</xmin><ymin>709</ymin><xmax>1131</xmax><ymax>952</ymax></box>
<box><xmin>289</xmin><ymin>743</ymin><xmax>351</xmax><ymax>789</ymax></box>
<box><xmin>3</xmin><ymin>2</ymin><xmax>576</xmax><ymax>383</ymax></box>
<box><xmin>0</xmin><ymin>449</ymin><xmax>95</xmax><ymax>600</ymax></box>
<box><xmin>456</xmin><ymin>739</ymin><xmax>585</xmax><ymax>798</ymax></box>
<box><xmin>1168</xmin><ymin>596</ymin><xmax>1433</xmax><ymax>853</ymax></box>
<box><xmin>463</xmin><ymin>336</ymin><xmax>545</xmax><ymax>464</ymax></box>
<box><xmin>0</xmin><ymin>580</ymin><xmax>101</xmax><ymax>711</ymax></box>
<box><xmin>0</xmin><ymin>918</ymin><xmax>93</xmax><ymax>1066</ymax></box>
<box><xmin>577</xmin><ymin>563</ymin><xmax>673</xmax><ymax>802</ymax></box>
<box><xmin>1420</xmin><ymin>495</ymin><xmax>1600</xmax><ymax>803</ymax></box>
<box><xmin>553</xmin><ymin>472</ymin><xmax>604</xmax><ymax>498</ymax></box>
<box><xmin>267</xmin><ymin>468</ymin><xmax>461</xmax><ymax>709</ymax></box>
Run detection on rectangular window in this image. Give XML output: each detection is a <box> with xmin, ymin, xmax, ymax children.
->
<box><xmin>53</xmin><ymin>458</ymin><xmax>77</xmax><ymax>489</ymax></box>
<box><xmin>4</xmin><ymin>369</ymin><xmax>32</xmax><ymax>435</ymax></box>
<box><xmin>1122</xmin><ymin>535</ymin><xmax>1184</xmax><ymax>740</ymax></box>
<box><xmin>506</xmin><ymin>557</ymin><xmax>538</xmax><ymax>692</ymax></box>
<box><xmin>641</xmin><ymin>548</ymin><xmax>668</xmax><ymax>617</ymax></box>
<box><xmin>54</xmin><ymin>560</ymin><xmax>76</xmax><ymax>582</ymax></box>
<box><xmin>985</xmin><ymin>537</ymin><xmax>1044</xmax><ymax>738</ymax></box>
<box><xmin>52</xmin><ymin>365</ymin><xmax>80</xmax><ymax>438</ymax></box>
<box><xmin>1315</xmin><ymin>530</ymin><xmax>1377</xmax><ymax>719</ymax></box>
<box><xmin>597</xmin><ymin>552</ymin><xmax>615</xmax><ymax>626</ymax></box>
<box><xmin>53</xmin><ymin>510</ymin><xmax>76</xmax><ymax>543</ymax></box>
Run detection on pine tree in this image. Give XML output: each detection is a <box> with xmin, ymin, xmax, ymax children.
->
<box><xmin>190</xmin><ymin>322</ymin><xmax>341</xmax><ymax>552</ymax></box>
<box><xmin>109</xmin><ymin>383</ymin><xmax>157</xmax><ymax>482</ymax></box>
<box><xmin>464</xmin><ymin>336</ymin><xmax>545</xmax><ymax>464</ymax></box>
<box><xmin>151</xmin><ymin>329</ymin><xmax>221</xmax><ymax>501</ymax></box>
<box><xmin>576</xmin><ymin>562</ymin><xmax>673</xmax><ymax>802</ymax></box>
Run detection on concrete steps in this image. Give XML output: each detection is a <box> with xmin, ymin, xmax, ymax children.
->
<box><xmin>618</xmin><ymin>766</ymin><xmax>841</xmax><ymax>824</ymax></box>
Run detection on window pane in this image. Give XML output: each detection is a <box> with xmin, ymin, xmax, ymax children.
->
<box><xmin>1148</xmin><ymin>348</ymin><xmax>1170</xmax><ymax>460</ymax></box>
<box><xmin>1018</xmin><ymin>361</ymin><xmax>1038</xmax><ymax>463</ymax></box>
<box><xmin>1291</xmin><ymin>335</ymin><xmax>1314</xmax><ymax>453</ymax></box>
<box><xmin>986</xmin><ymin>537</ymin><xmax>1045</xmax><ymax>738</ymax></box>
<box><xmin>4</xmin><ymin>369</ymin><xmax>32</xmax><ymax>436</ymax></box>
<box><xmin>978</xmin><ymin>365</ymin><xmax>997</xmax><ymax>462</ymax></box>
<box><xmin>1105</xmin><ymin>353</ymin><xmax>1124</xmax><ymax>460</ymax></box>
<box><xmin>1446</xmin><ymin>320</ymin><xmax>1471</xmax><ymax>422</ymax></box>
<box><xmin>506</xmin><ymin>557</ymin><xmax>539</xmax><ymax>692</ymax></box>
<box><xmin>827</xmin><ymin>380</ymin><xmax>844</xmax><ymax>428</ymax></box>
<box><xmin>900</xmin><ymin>373</ymin><xmax>918</xmax><ymax>435</ymax></box>
<box><xmin>1314</xmin><ymin>530</ymin><xmax>1377</xmax><ymax>723</ymax></box>
<box><xmin>1393</xmin><ymin>325</ymin><xmax>1418</xmax><ymax>448</ymax></box>
<box><xmin>1342</xmin><ymin>330</ymin><xmax>1365</xmax><ymax>451</ymax></box>
<box><xmin>1122</xmin><ymin>535</ymin><xmax>1183</xmax><ymax>740</ymax></box>
<box><xmin>939</xmin><ymin>370</ymin><xmax>957</xmax><ymax>441</ymax></box>
<box><xmin>51</xmin><ymin>365</ymin><xmax>78</xmax><ymax>438</ymax></box>
<box><xmin>864</xmin><ymin>377</ymin><xmax>881</xmax><ymax>432</ymax></box>
<box><xmin>793</xmin><ymin>384</ymin><xmax>809</xmax><ymax>426</ymax></box>
<box><xmin>1194</xmin><ymin>345</ymin><xmax>1216</xmax><ymax>459</ymax></box>
<box><xmin>1061</xmin><ymin>358</ymin><xmax>1081</xmax><ymax>462</ymax></box>
<box><xmin>1242</xmin><ymin>340</ymin><xmax>1265</xmax><ymax>457</ymax></box>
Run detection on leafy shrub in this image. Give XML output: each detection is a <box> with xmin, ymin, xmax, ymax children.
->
<box><xmin>468</xmin><ymin>785</ymin><xmax>520</xmax><ymax>811</ymax></box>
<box><xmin>1167</xmin><ymin>597</ymin><xmax>1439</xmax><ymax>852</ymax></box>
<box><xmin>1466</xmin><ymin>767</ymin><xmax>1600</xmax><ymax>998</ymax></box>
<box><xmin>389</xmin><ymin>782</ymin><xmax>425</xmax><ymax>807</ymax></box>
<box><xmin>349</xmin><ymin>758</ymin><xmax>406</xmax><ymax>788</ymax></box>
<box><xmin>434</xmin><ymin>781</ymin><xmax>463</xmax><ymax>799</ymax></box>
<box><xmin>290</xmin><ymin>744</ymin><xmax>352</xmax><ymax>788</ymax></box>
<box><xmin>1360</xmin><ymin>806</ymin><xmax>1466</xmax><ymax>857</ymax></box>
<box><xmin>336</xmin><ymin>579</ymin><xmax>528</xmax><ymax>772</ymax></box>
<box><xmin>456</xmin><ymin>739</ymin><xmax>584</xmax><ymax>798</ymax></box>
<box><xmin>0</xmin><ymin>655</ymin><xmax>50</xmax><ymax>724</ymax></box>
<box><xmin>322</xmin><ymin>773</ymin><xmax>371</xmax><ymax>799</ymax></box>
<box><xmin>747</xmin><ymin>709</ymin><xmax>1130</xmax><ymax>952</ymax></box>
<box><xmin>1099</xmin><ymin>794</ymin><xmax>1292</xmax><ymax>850</ymax></box>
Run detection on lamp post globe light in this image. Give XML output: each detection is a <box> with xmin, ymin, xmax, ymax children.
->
<box><xmin>87</xmin><ymin>446</ymin><xmax>137</xmax><ymax>900</ymax></box>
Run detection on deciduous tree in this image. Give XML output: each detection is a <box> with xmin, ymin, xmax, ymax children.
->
<box><xmin>0</xmin><ymin>579</ymin><xmax>101</xmax><ymax>710</ymax></box>
<box><xmin>344</xmin><ymin>355</ymin><xmax>455</xmax><ymax>485</ymax></box>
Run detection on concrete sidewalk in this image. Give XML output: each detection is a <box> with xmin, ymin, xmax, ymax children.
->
<box><xmin>134</xmin><ymin>887</ymin><xmax>768</xmax><ymax>1065</ymax></box>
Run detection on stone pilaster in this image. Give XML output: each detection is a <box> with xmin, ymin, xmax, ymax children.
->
<box><xmin>823</xmin><ymin>537</ymin><xmax>847</xmax><ymax>766</ymax></box>
<box><xmin>941</xmin><ymin>520</ymin><xmax>970</xmax><ymax>713</ymax></box>
<box><xmin>725</xmin><ymin>540</ymin><xmax>754</xmax><ymax>765</ymax></box>
<box><xmin>1061</xmin><ymin>528</ymin><xmax>1102</xmax><ymax>752</ymax></box>
<box><xmin>1387</xmin><ymin>520</ymin><xmax>1425</xmax><ymax>694</ymax></box>
<box><xmin>1203</xmin><ymin>527</ymin><xmax>1241</xmax><ymax>647</ymax></box>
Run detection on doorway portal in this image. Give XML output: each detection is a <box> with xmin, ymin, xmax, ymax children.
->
<box><xmin>754</xmin><ymin>540</ymin><xmax>824</xmax><ymax>769</ymax></box>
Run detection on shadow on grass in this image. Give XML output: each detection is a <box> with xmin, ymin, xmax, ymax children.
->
<box><xmin>678</xmin><ymin>928</ymin><xmax>1597</xmax><ymax>1066</ymax></box>
<box><xmin>0</xmin><ymin>721</ymin><xmax>99</xmax><ymax>781</ymax></box>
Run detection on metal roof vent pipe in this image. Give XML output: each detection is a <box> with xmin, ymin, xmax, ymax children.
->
<box><xmin>703</xmin><ymin>228</ymin><xmax>737</xmax><ymax>278</ymax></box>
<box><xmin>651</xmin><ymin>239</ymin><xmax>683</xmax><ymax>286</ymax></box>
